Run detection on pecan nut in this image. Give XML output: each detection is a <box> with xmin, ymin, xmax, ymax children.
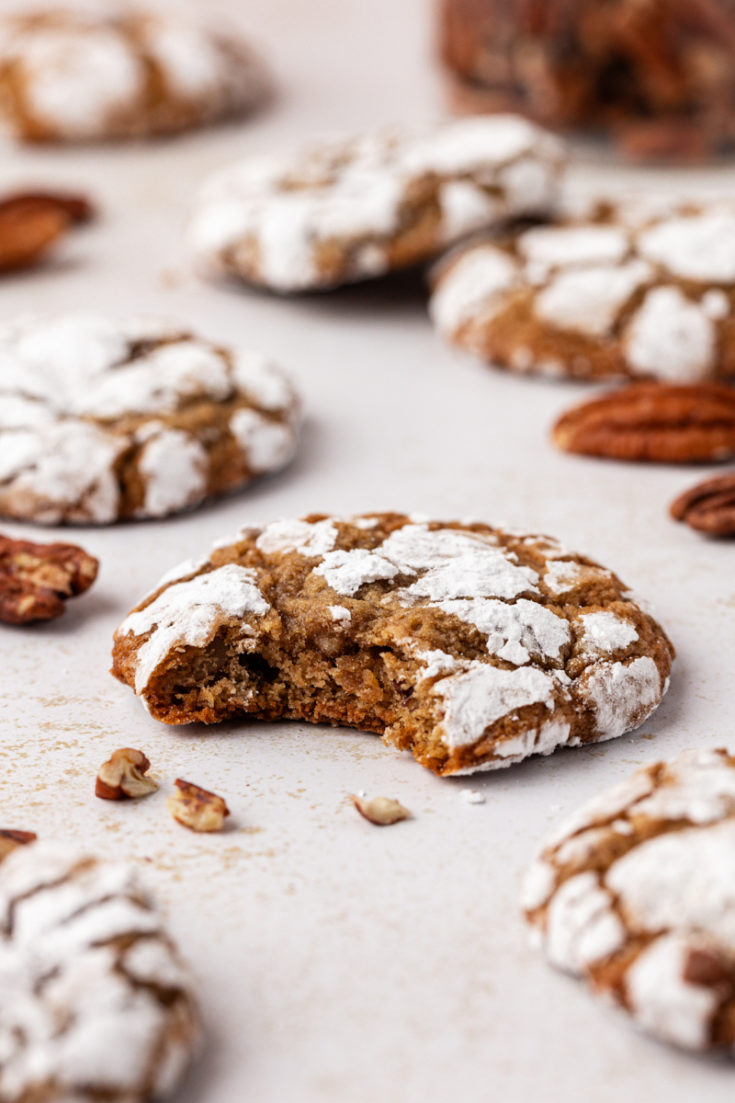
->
<box><xmin>0</xmin><ymin>533</ymin><xmax>99</xmax><ymax>624</ymax></box>
<box><xmin>167</xmin><ymin>779</ymin><xmax>230</xmax><ymax>832</ymax></box>
<box><xmin>95</xmin><ymin>748</ymin><xmax>158</xmax><ymax>800</ymax></box>
<box><xmin>670</xmin><ymin>472</ymin><xmax>735</xmax><ymax>536</ymax></box>
<box><xmin>0</xmin><ymin>829</ymin><xmax>37</xmax><ymax>862</ymax></box>
<box><xmin>553</xmin><ymin>382</ymin><xmax>735</xmax><ymax>463</ymax></box>
<box><xmin>0</xmin><ymin>190</ymin><xmax>93</xmax><ymax>271</ymax></box>
<box><xmin>350</xmin><ymin>794</ymin><xmax>412</xmax><ymax>826</ymax></box>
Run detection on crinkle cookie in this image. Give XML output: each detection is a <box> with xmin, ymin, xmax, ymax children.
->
<box><xmin>523</xmin><ymin>748</ymin><xmax>735</xmax><ymax>1054</ymax></box>
<box><xmin>188</xmin><ymin>115</ymin><xmax>565</xmax><ymax>293</ymax></box>
<box><xmin>431</xmin><ymin>201</ymin><xmax>735</xmax><ymax>382</ymax></box>
<box><xmin>0</xmin><ymin>5</ymin><xmax>268</xmax><ymax>143</ymax></box>
<box><xmin>0</xmin><ymin>839</ymin><xmax>199</xmax><ymax>1102</ymax></box>
<box><xmin>0</xmin><ymin>313</ymin><xmax>300</xmax><ymax>525</ymax></box>
<box><xmin>111</xmin><ymin>513</ymin><xmax>673</xmax><ymax>777</ymax></box>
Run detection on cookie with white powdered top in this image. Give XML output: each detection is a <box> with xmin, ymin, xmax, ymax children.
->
<box><xmin>431</xmin><ymin>201</ymin><xmax>735</xmax><ymax>382</ymax></box>
<box><xmin>0</xmin><ymin>837</ymin><xmax>199</xmax><ymax>1102</ymax></box>
<box><xmin>112</xmin><ymin>513</ymin><xmax>673</xmax><ymax>777</ymax></box>
<box><xmin>189</xmin><ymin>115</ymin><xmax>565</xmax><ymax>293</ymax></box>
<box><xmin>523</xmin><ymin>747</ymin><xmax>735</xmax><ymax>1054</ymax></box>
<box><xmin>0</xmin><ymin>313</ymin><xmax>300</xmax><ymax>524</ymax></box>
<box><xmin>0</xmin><ymin>4</ymin><xmax>269</xmax><ymax>142</ymax></box>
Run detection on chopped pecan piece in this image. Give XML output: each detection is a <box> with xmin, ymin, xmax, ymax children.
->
<box><xmin>670</xmin><ymin>472</ymin><xmax>735</xmax><ymax>536</ymax></box>
<box><xmin>552</xmin><ymin>382</ymin><xmax>735</xmax><ymax>463</ymax></box>
<box><xmin>0</xmin><ymin>829</ymin><xmax>37</xmax><ymax>862</ymax></box>
<box><xmin>0</xmin><ymin>534</ymin><xmax>99</xmax><ymax>624</ymax></box>
<box><xmin>95</xmin><ymin>748</ymin><xmax>158</xmax><ymax>800</ymax></box>
<box><xmin>0</xmin><ymin>190</ymin><xmax>94</xmax><ymax>271</ymax></box>
<box><xmin>350</xmin><ymin>794</ymin><xmax>412</xmax><ymax>826</ymax></box>
<box><xmin>167</xmin><ymin>779</ymin><xmax>230</xmax><ymax>832</ymax></box>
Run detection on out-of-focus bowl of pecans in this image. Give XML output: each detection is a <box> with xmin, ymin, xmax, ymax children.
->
<box><xmin>439</xmin><ymin>0</ymin><xmax>735</xmax><ymax>161</ymax></box>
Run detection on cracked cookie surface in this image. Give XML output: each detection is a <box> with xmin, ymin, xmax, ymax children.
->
<box><xmin>0</xmin><ymin>840</ymin><xmax>199</xmax><ymax>1102</ymax></box>
<box><xmin>189</xmin><ymin>115</ymin><xmax>564</xmax><ymax>293</ymax></box>
<box><xmin>0</xmin><ymin>312</ymin><xmax>300</xmax><ymax>525</ymax></box>
<box><xmin>431</xmin><ymin>201</ymin><xmax>735</xmax><ymax>382</ymax></box>
<box><xmin>523</xmin><ymin>747</ymin><xmax>735</xmax><ymax>1053</ymax></box>
<box><xmin>0</xmin><ymin>5</ymin><xmax>268</xmax><ymax>142</ymax></box>
<box><xmin>112</xmin><ymin>512</ymin><xmax>673</xmax><ymax>777</ymax></box>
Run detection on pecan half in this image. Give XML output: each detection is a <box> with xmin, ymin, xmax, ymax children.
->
<box><xmin>0</xmin><ymin>534</ymin><xmax>99</xmax><ymax>624</ymax></box>
<box><xmin>350</xmin><ymin>794</ymin><xmax>412</xmax><ymax>826</ymax></box>
<box><xmin>0</xmin><ymin>829</ymin><xmax>37</xmax><ymax>862</ymax></box>
<box><xmin>552</xmin><ymin>382</ymin><xmax>735</xmax><ymax>463</ymax></box>
<box><xmin>95</xmin><ymin>748</ymin><xmax>158</xmax><ymax>800</ymax></box>
<box><xmin>670</xmin><ymin>472</ymin><xmax>735</xmax><ymax>536</ymax></box>
<box><xmin>167</xmin><ymin>779</ymin><xmax>230</xmax><ymax>832</ymax></box>
<box><xmin>0</xmin><ymin>190</ymin><xmax>94</xmax><ymax>271</ymax></box>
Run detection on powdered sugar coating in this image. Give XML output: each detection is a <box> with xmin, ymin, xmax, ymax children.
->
<box><xmin>430</xmin><ymin>246</ymin><xmax>518</xmax><ymax>336</ymax></box>
<box><xmin>432</xmin><ymin>203</ymin><xmax>735</xmax><ymax>382</ymax></box>
<box><xmin>535</xmin><ymin>261</ymin><xmax>651</xmax><ymax>339</ymax></box>
<box><xmin>637</xmin><ymin>213</ymin><xmax>735</xmax><ymax>283</ymax></box>
<box><xmin>0</xmin><ymin>313</ymin><xmax>300</xmax><ymax>524</ymax></box>
<box><xmin>115</xmin><ymin>514</ymin><xmax>673</xmax><ymax>776</ymax></box>
<box><xmin>0</xmin><ymin>6</ymin><xmax>268</xmax><ymax>142</ymax></box>
<box><xmin>625</xmin><ymin>286</ymin><xmax>717</xmax><ymax>381</ymax></box>
<box><xmin>523</xmin><ymin>747</ymin><xmax>735</xmax><ymax>1053</ymax></box>
<box><xmin>190</xmin><ymin>115</ymin><xmax>564</xmax><ymax>292</ymax></box>
<box><xmin>0</xmin><ymin>841</ymin><xmax>199</xmax><ymax>1102</ymax></box>
<box><xmin>120</xmin><ymin>564</ymin><xmax>269</xmax><ymax>693</ymax></box>
<box><xmin>579</xmin><ymin>611</ymin><xmax>639</xmax><ymax>655</ymax></box>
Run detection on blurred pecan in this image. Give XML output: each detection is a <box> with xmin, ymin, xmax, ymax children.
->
<box><xmin>670</xmin><ymin>472</ymin><xmax>735</xmax><ymax>536</ymax></box>
<box><xmin>95</xmin><ymin>748</ymin><xmax>158</xmax><ymax>800</ymax></box>
<box><xmin>0</xmin><ymin>190</ymin><xmax>94</xmax><ymax>271</ymax></box>
<box><xmin>0</xmin><ymin>533</ymin><xmax>99</xmax><ymax>624</ymax></box>
<box><xmin>167</xmin><ymin>779</ymin><xmax>230</xmax><ymax>832</ymax></box>
<box><xmin>0</xmin><ymin>829</ymin><xmax>37</xmax><ymax>861</ymax></box>
<box><xmin>350</xmin><ymin>794</ymin><xmax>412</xmax><ymax>826</ymax></box>
<box><xmin>552</xmin><ymin>382</ymin><xmax>735</xmax><ymax>463</ymax></box>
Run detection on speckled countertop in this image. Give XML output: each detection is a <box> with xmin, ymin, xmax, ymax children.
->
<box><xmin>2</xmin><ymin>1</ymin><xmax>735</xmax><ymax>1100</ymax></box>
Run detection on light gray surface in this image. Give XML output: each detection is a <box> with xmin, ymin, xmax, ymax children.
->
<box><xmin>2</xmin><ymin>1</ymin><xmax>735</xmax><ymax>1100</ymax></box>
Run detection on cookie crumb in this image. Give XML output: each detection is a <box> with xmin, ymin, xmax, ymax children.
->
<box><xmin>350</xmin><ymin>794</ymin><xmax>412</xmax><ymax>826</ymax></box>
<box><xmin>459</xmin><ymin>788</ymin><xmax>485</xmax><ymax>804</ymax></box>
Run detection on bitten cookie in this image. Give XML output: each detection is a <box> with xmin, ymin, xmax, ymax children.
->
<box><xmin>522</xmin><ymin>748</ymin><xmax>735</xmax><ymax>1054</ymax></box>
<box><xmin>0</xmin><ymin>313</ymin><xmax>300</xmax><ymax>524</ymax></box>
<box><xmin>431</xmin><ymin>201</ymin><xmax>735</xmax><ymax>382</ymax></box>
<box><xmin>111</xmin><ymin>513</ymin><xmax>673</xmax><ymax>777</ymax></box>
<box><xmin>0</xmin><ymin>5</ymin><xmax>268</xmax><ymax>142</ymax></box>
<box><xmin>0</xmin><ymin>839</ymin><xmax>199</xmax><ymax>1101</ymax></box>
<box><xmin>188</xmin><ymin>116</ymin><xmax>565</xmax><ymax>293</ymax></box>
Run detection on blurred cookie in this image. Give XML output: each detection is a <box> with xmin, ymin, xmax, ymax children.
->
<box><xmin>431</xmin><ymin>201</ymin><xmax>735</xmax><ymax>382</ymax></box>
<box><xmin>0</xmin><ymin>5</ymin><xmax>268</xmax><ymax>142</ymax></box>
<box><xmin>0</xmin><ymin>839</ymin><xmax>199</xmax><ymax>1101</ymax></box>
<box><xmin>523</xmin><ymin>748</ymin><xmax>735</xmax><ymax>1054</ymax></box>
<box><xmin>112</xmin><ymin>512</ymin><xmax>673</xmax><ymax>777</ymax></box>
<box><xmin>0</xmin><ymin>313</ymin><xmax>300</xmax><ymax>524</ymax></box>
<box><xmin>189</xmin><ymin>115</ymin><xmax>565</xmax><ymax>293</ymax></box>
